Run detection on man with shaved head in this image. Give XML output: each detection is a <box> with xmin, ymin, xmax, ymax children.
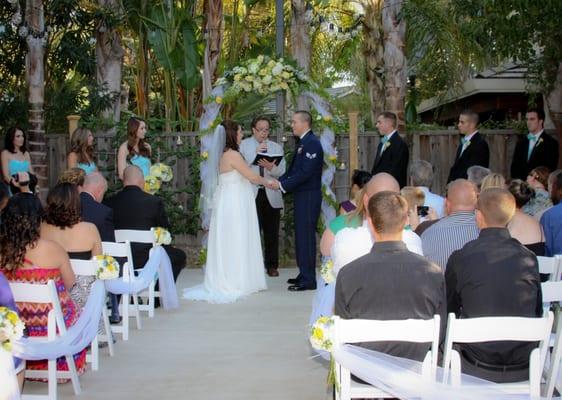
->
<box><xmin>105</xmin><ymin>166</ymin><xmax>186</xmax><ymax>287</ymax></box>
<box><xmin>421</xmin><ymin>179</ymin><xmax>479</xmax><ymax>269</ymax></box>
<box><xmin>332</xmin><ymin>173</ymin><xmax>423</xmax><ymax>275</ymax></box>
<box><xmin>446</xmin><ymin>188</ymin><xmax>541</xmax><ymax>383</ymax></box>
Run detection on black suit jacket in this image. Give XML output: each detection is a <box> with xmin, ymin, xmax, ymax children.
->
<box><xmin>447</xmin><ymin>132</ymin><xmax>489</xmax><ymax>183</ymax></box>
<box><xmin>103</xmin><ymin>186</ymin><xmax>169</xmax><ymax>268</ymax></box>
<box><xmin>80</xmin><ymin>192</ymin><xmax>115</xmax><ymax>242</ymax></box>
<box><xmin>510</xmin><ymin>131</ymin><xmax>559</xmax><ymax>180</ymax></box>
<box><xmin>371</xmin><ymin>132</ymin><xmax>409</xmax><ymax>188</ymax></box>
<box><xmin>335</xmin><ymin>241</ymin><xmax>446</xmax><ymax>362</ymax></box>
<box><xmin>446</xmin><ymin>228</ymin><xmax>542</xmax><ymax>370</ymax></box>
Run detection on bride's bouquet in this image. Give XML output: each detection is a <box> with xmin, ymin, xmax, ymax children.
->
<box><xmin>144</xmin><ymin>163</ymin><xmax>173</xmax><ymax>194</ymax></box>
<box><xmin>0</xmin><ymin>306</ymin><xmax>25</xmax><ymax>352</ymax></box>
<box><xmin>144</xmin><ymin>175</ymin><xmax>161</xmax><ymax>194</ymax></box>
<box><xmin>95</xmin><ymin>255</ymin><xmax>120</xmax><ymax>280</ymax></box>
<box><xmin>153</xmin><ymin>227</ymin><xmax>172</xmax><ymax>245</ymax></box>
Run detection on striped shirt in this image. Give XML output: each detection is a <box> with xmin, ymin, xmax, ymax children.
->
<box><xmin>421</xmin><ymin>211</ymin><xmax>479</xmax><ymax>270</ymax></box>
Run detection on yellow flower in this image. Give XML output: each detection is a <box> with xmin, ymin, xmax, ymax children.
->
<box><xmin>323</xmin><ymin>115</ymin><xmax>333</xmax><ymax>122</ymax></box>
<box><xmin>312</xmin><ymin>327</ymin><xmax>324</xmax><ymax>341</ymax></box>
<box><xmin>201</xmin><ymin>151</ymin><xmax>209</xmax><ymax>160</ymax></box>
<box><xmin>150</xmin><ymin>163</ymin><xmax>173</xmax><ymax>182</ymax></box>
<box><xmin>144</xmin><ymin>175</ymin><xmax>161</xmax><ymax>194</ymax></box>
<box><xmin>279</xmin><ymin>82</ymin><xmax>289</xmax><ymax>90</ymax></box>
<box><xmin>215</xmin><ymin>96</ymin><xmax>223</xmax><ymax>104</ymax></box>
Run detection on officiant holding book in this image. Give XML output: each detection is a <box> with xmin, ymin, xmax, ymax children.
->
<box><xmin>240</xmin><ymin>116</ymin><xmax>286</xmax><ymax>277</ymax></box>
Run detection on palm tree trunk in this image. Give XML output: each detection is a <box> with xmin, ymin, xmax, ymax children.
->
<box><xmin>362</xmin><ymin>0</ymin><xmax>385</xmax><ymax>126</ymax></box>
<box><xmin>291</xmin><ymin>0</ymin><xmax>311</xmax><ymax>110</ymax></box>
<box><xmin>382</xmin><ymin>0</ymin><xmax>407</xmax><ymax>132</ymax></box>
<box><xmin>96</xmin><ymin>0</ymin><xmax>124</xmax><ymax>125</ymax></box>
<box><xmin>202</xmin><ymin>0</ymin><xmax>223</xmax><ymax>99</ymax></box>
<box><xmin>136</xmin><ymin>0</ymin><xmax>149</xmax><ymax>118</ymax></box>
<box><xmin>25</xmin><ymin>0</ymin><xmax>47</xmax><ymax>198</ymax></box>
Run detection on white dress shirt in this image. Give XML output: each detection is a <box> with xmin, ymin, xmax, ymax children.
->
<box><xmin>418</xmin><ymin>187</ymin><xmax>445</xmax><ymax>218</ymax></box>
<box><xmin>332</xmin><ymin>220</ymin><xmax>423</xmax><ymax>276</ymax></box>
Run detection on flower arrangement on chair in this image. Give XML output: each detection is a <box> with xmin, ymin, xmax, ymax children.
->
<box><xmin>94</xmin><ymin>255</ymin><xmax>120</xmax><ymax>280</ymax></box>
<box><xmin>153</xmin><ymin>227</ymin><xmax>172</xmax><ymax>245</ymax></box>
<box><xmin>0</xmin><ymin>306</ymin><xmax>25</xmax><ymax>351</ymax></box>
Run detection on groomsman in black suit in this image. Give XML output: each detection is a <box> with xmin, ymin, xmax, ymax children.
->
<box><xmin>510</xmin><ymin>108</ymin><xmax>559</xmax><ymax>180</ymax></box>
<box><xmin>447</xmin><ymin>109</ymin><xmax>489</xmax><ymax>183</ymax></box>
<box><xmin>273</xmin><ymin>111</ymin><xmax>323</xmax><ymax>291</ymax></box>
<box><xmin>370</xmin><ymin>112</ymin><xmax>409</xmax><ymax>188</ymax></box>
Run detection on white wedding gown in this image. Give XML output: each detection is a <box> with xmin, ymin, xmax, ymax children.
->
<box><xmin>183</xmin><ymin>170</ymin><xmax>267</xmax><ymax>303</ymax></box>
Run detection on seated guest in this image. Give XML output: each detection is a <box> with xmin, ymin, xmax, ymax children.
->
<box><xmin>507</xmin><ymin>180</ymin><xmax>544</xmax><ymax>256</ymax></box>
<box><xmin>541</xmin><ymin>171</ymin><xmax>562</xmax><ymax>257</ymax></box>
<box><xmin>79</xmin><ymin>172</ymin><xmax>121</xmax><ymax>323</ymax></box>
<box><xmin>1</xmin><ymin>193</ymin><xmax>86</xmax><ymax>378</ymax></box>
<box><xmin>41</xmin><ymin>183</ymin><xmax>102</xmax><ymax>312</ymax></box>
<box><xmin>523</xmin><ymin>166</ymin><xmax>553</xmax><ymax>218</ymax></box>
<box><xmin>466</xmin><ymin>165</ymin><xmax>491</xmax><ymax>191</ymax></box>
<box><xmin>339</xmin><ymin>169</ymin><xmax>371</xmax><ymax>215</ymax></box>
<box><xmin>331</xmin><ymin>173</ymin><xmax>423</xmax><ymax>275</ymax></box>
<box><xmin>0</xmin><ymin>270</ymin><xmax>25</xmax><ymax>390</ymax></box>
<box><xmin>67</xmin><ymin>127</ymin><xmax>97</xmax><ymax>175</ymax></box>
<box><xmin>335</xmin><ymin>191</ymin><xmax>446</xmax><ymax>362</ymax></box>
<box><xmin>480</xmin><ymin>172</ymin><xmax>506</xmax><ymax>191</ymax></box>
<box><xmin>104</xmin><ymin>165</ymin><xmax>186</xmax><ymax>282</ymax></box>
<box><xmin>421</xmin><ymin>179</ymin><xmax>479</xmax><ymax>270</ymax></box>
<box><xmin>58</xmin><ymin>167</ymin><xmax>86</xmax><ymax>188</ymax></box>
<box><xmin>446</xmin><ymin>188</ymin><xmax>542</xmax><ymax>383</ymax></box>
<box><xmin>408</xmin><ymin>160</ymin><xmax>445</xmax><ymax>217</ymax></box>
<box><xmin>401</xmin><ymin>186</ymin><xmax>439</xmax><ymax>230</ymax></box>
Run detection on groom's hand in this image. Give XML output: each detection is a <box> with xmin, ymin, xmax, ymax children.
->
<box><xmin>266</xmin><ymin>179</ymin><xmax>280</xmax><ymax>190</ymax></box>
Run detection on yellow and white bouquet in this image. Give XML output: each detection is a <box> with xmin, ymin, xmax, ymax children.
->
<box><xmin>95</xmin><ymin>255</ymin><xmax>120</xmax><ymax>280</ymax></box>
<box><xmin>144</xmin><ymin>175</ymin><xmax>161</xmax><ymax>194</ymax></box>
<box><xmin>320</xmin><ymin>258</ymin><xmax>335</xmax><ymax>284</ymax></box>
<box><xmin>310</xmin><ymin>316</ymin><xmax>335</xmax><ymax>352</ymax></box>
<box><xmin>153</xmin><ymin>227</ymin><xmax>172</xmax><ymax>245</ymax></box>
<box><xmin>0</xmin><ymin>306</ymin><xmax>25</xmax><ymax>351</ymax></box>
<box><xmin>149</xmin><ymin>163</ymin><xmax>173</xmax><ymax>183</ymax></box>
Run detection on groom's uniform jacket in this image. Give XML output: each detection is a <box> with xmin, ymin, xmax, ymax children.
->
<box><xmin>279</xmin><ymin>131</ymin><xmax>323</xmax><ymax>287</ymax></box>
<box><xmin>239</xmin><ymin>136</ymin><xmax>286</xmax><ymax>208</ymax></box>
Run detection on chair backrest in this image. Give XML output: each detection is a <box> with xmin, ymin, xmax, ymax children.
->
<box><xmin>102</xmin><ymin>241</ymin><xmax>134</xmax><ymax>280</ymax></box>
<box><xmin>9</xmin><ymin>280</ymin><xmax>65</xmax><ymax>340</ymax></box>
<box><xmin>114</xmin><ymin>229</ymin><xmax>156</xmax><ymax>246</ymax></box>
<box><xmin>538</xmin><ymin>256</ymin><xmax>561</xmax><ymax>281</ymax></box>
<box><xmin>541</xmin><ymin>281</ymin><xmax>562</xmax><ymax>304</ymax></box>
<box><xmin>442</xmin><ymin>312</ymin><xmax>554</xmax><ymax>386</ymax></box>
<box><xmin>333</xmin><ymin>315</ymin><xmax>441</xmax><ymax>377</ymax></box>
<box><xmin>70</xmin><ymin>258</ymin><xmax>98</xmax><ymax>277</ymax></box>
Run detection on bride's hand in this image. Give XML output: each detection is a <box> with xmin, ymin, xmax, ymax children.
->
<box><xmin>265</xmin><ymin>179</ymin><xmax>280</xmax><ymax>190</ymax></box>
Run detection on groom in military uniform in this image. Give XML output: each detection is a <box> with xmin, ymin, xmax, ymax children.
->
<box><xmin>272</xmin><ymin>111</ymin><xmax>324</xmax><ymax>291</ymax></box>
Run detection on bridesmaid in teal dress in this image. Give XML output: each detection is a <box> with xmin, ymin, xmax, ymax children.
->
<box><xmin>117</xmin><ymin>117</ymin><xmax>152</xmax><ymax>180</ymax></box>
<box><xmin>1</xmin><ymin>127</ymin><xmax>37</xmax><ymax>194</ymax></box>
<box><xmin>67</xmin><ymin>127</ymin><xmax>97</xmax><ymax>175</ymax></box>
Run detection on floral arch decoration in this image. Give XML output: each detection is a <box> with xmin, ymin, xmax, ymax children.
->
<box><xmin>199</xmin><ymin>56</ymin><xmax>338</xmax><ymax>235</ymax></box>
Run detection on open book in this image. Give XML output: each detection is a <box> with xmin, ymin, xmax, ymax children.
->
<box><xmin>252</xmin><ymin>152</ymin><xmax>283</xmax><ymax>166</ymax></box>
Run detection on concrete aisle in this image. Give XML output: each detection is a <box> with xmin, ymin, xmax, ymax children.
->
<box><xmin>24</xmin><ymin>268</ymin><xmax>330</xmax><ymax>400</ymax></box>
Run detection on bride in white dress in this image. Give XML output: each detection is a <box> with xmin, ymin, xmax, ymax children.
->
<box><xmin>183</xmin><ymin>121</ymin><xmax>272</xmax><ymax>303</ymax></box>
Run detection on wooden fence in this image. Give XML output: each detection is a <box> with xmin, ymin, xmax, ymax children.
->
<box><xmin>49</xmin><ymin>128</ymin><xmax>548</xmax><ymax>204</ymax></box>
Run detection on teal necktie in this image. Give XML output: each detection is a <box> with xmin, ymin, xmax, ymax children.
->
<box><xmin>527</xmin><ymin>134</ymin><xmax>539</xmax><ymax>160</ymax></box>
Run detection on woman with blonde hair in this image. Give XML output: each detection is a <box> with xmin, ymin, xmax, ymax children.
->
<box><xmin>67</xmin><ymin>127</ymin><xmax>97</xmax><ymax>175</ymax></box>
<box><xmin>117</xmin><ymin>117</ymin><xmax>152</xmax><ymax>180</ymax></box>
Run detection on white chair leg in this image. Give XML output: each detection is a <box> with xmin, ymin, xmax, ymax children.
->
<box><xmin>148</xmin><ymin>280</ymin><xmax>155</xmax><ymax>318</ymax></box>
<box><xmin>48</xmin><ymin>358</ymin><xmax>57</xmax><ymax>400</ymax></box>
<box><xmin>122</xmin><ymin>292</ymin><xmax>129</xmax><ymax>340</ymax></box>
<box><xmin>101</xmin><ymin>307</ymin><xmax>115</xmax><ymax>357</ymax></box>
<box><xmin>64</xmin><ymin>353</ymin><xmax>81</xmax><ymax>395</ymax></box>
<box><xmin>546</xmin><ymin>330</ymin><xmax>562</xmax><ymax>399</ymax></box>
<box><xmin>89</xmin><ymin>335</ymin><xmax>99</xmax><ymax>371</ymax></box>
<box><xmin>132</xmin><ymin>293</ymin><xmax>142</xmax><ymax>330</ymax></box>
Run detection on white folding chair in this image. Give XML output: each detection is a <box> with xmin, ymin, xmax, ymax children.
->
<box><xmin>442</xmin><ymin>312</ymin><xmax>553</xmax><ymax>398</ymax></box>
<box><xmin>70</xmin><ymin>258</ymin><xmax>115</xmax><ymax>369</ymax></box>
<box><xmin>9</xmin><ymin>280</ymin><xmax>81</xmax><ymax>400</ymax></box>
<box><xmin>538</xmin><ymin>256</ymin><xmax>562</xmax><ymax>282</ymax></box>
<box><xmin>332</xmin><ymin>315</ymin><xmax>441</xmax><ymax>400</ymax></box>
<box><xmin>541</xmin><ymin>281</ymin><xmax>562</xmax><ymax>399</ymax></box>
<box><xmin>114</xmin><ymin>228</ymin><xmax>159</xmax><ymax>318</ymax></box>
<box><xmin>102</xmin><ymin>240</ymin><xmax>142</xmax><ymax>340</ymax></box>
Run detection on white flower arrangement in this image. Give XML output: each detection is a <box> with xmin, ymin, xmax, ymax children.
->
<box><xmin>0</xmin><ymin>306</ymin><xmax>25</xmax><ymax>352</ymax></box>
<box><xmin>95</xmin><ymin>255</ymin><xmax>120</xmax><ymax>280</ymax></box>
<box><xmin>320</xmin><ymin>258</ymin><xmax>335</xmax><ymax>284</ymax></box>
<box><xmin>149</xmin><ymin>163</ymin><xmax>173</xmax><ymax>183</ymax></box>
<box><xmin>309</xmin><ymin>316</ymin><xmax>335</xmax><ymax>352</ymax></box>
<box><xmin>153</xmin><ymin>227</ymin><xmax>172</xmax><ymax>245</ymax></box>
<box><xmin>220</xmin><ymin>56</ymin><xmax>309</xmax><ymax>100</ymax></box>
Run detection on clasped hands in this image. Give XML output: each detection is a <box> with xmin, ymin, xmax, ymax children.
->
<box><xmin>264</xmin><ymin>179</ymin><xmax>280</xmax><ymax>190</ymax></box>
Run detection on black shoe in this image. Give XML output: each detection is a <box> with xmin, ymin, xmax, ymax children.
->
<box><xmin>287</xmin><ymin>278</ymin><xmax>299</xmax><ymax>284</ymax></box>
<box><xmin>288</xmin><ymin>284</ymin><xmax>316</xmax><ymax>291</ymax></box>
<box><xmin>109</xmin><ymin>315</ymin><xmax>122</xmax><ymax>324</ymax></box>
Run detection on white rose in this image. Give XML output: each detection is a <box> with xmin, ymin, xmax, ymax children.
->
<box><xmin>272</xmin><ymin>63</ymin><xmax>283</xmax><ymax>76</ymax></box>
<box><xmin>262</xmin><ymin>75</ymin><xmax>272</xmax><ymax>84</ymax></box>
<box><xmin>248</xmin><ymin>63</ymin><xmax>259</xmax><ymax>74</ymax></box>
